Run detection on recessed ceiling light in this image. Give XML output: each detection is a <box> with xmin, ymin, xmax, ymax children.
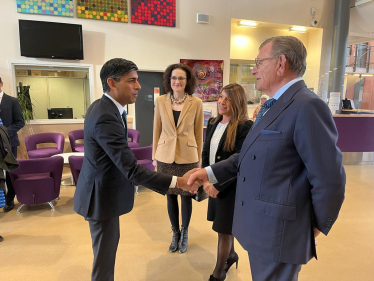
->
<box><xmin>289</xmin><ymin>26</ymin><xmax>306</xmax><ymax>33</ymax></box>
<box><xmin>237</xmin><ymin>20</ymin><xmax>258</xmax><ymax>28</ymax></box>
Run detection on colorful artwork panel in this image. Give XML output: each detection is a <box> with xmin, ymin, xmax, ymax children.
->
<box><xmin>131</xmin><ymin>0</ymin><xmax>175</xmax><ymax>27</ymax></box>
<box><xmin>180</xmin><ymin>59</ymin><xmax>224</xmax><ymax>102</ymax></box>
<box><xmin>77</xmin><ymin>0</ymin><xmax>128</xmax><ymax>23</ymax></box>
<box><xmin>16</xmin><ymin>0</ymin><xmax>74</xmax><ymax>17</ymax></box>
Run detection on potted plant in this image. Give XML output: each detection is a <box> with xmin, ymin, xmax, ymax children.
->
<box><xmin>17</xmin><ymin>82</ymin><xmax>34</xmax><ymax>134</ymax></box>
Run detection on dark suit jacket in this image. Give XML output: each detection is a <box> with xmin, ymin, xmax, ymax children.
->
<box><xmin>211</xmin><ymin>81</ymin><xmax>346</xmax><ymax>265</ymax></box>
<box><xmin>202</xmin><ymin>118</ymin><xmax>252</xmax><ymax>193</ymax></box>
<box><xmin>74</xmin><ymin>95</ymin><xmax>172</xmax><ymax>221</ymax></box>
<box><xmin>0</xmin><ymin>93</ymin><xmax>25</xmax><ymax>147</ymax></box>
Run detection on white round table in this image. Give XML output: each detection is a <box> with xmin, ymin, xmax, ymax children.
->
<box><xmin>52</xmin><ymin>152</ymin><xmax>84</xmax><ymax>185</ymax></box>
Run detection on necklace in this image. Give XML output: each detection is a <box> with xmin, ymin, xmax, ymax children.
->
<box><xmin>171</xmin><ymin>93</ymin><xmax>187</xmax><ymax>104</ymax></box>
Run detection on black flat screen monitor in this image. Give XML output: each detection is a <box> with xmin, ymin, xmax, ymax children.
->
<box><xmin>19</xmin><ymin>19</ymin><xmax>84</xmax><ymax>60</ymax></box>
<box><xmin>48</xmin><ymin>108</ymin><xmax>73</xmax><ymax>119</ymax></box>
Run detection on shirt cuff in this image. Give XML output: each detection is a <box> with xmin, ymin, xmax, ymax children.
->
<box><xmin>170</xmin><ymin>176</ymin><xmax>178</xmax><ymax>188</ymax></box>
<box><xmin>205</xmin><ymin>166</ymin><xmax>218</xmax><ymax>184</ymax></box>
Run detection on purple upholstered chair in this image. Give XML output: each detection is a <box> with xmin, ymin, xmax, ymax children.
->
<box><xmin>25</xmin><ymin>132</ymin><xmax>65</xmax><ymax>159</ymax></box>
<box><xmin>68</xmin><ymin>155</ymin><xmax>84</xmax><ymax>185</ymax></box>
<box><xmin>9</xmin><ymin>156</ymin><xmax>64</xmax><ymax>214</ymax></box>
<box><xmin>128</xmin><ymin>129</ymin><xmax>140</xmax><ymax>148</ymax></box>
<box><xmin>68</xmin><ymin>129</ymin><xmax>85</xmax><ymax>152</ymax></box>
<box><xmin>131</xmin><ymin>145</ymin><xmax>154</xmax><ymax>194</ymax></box>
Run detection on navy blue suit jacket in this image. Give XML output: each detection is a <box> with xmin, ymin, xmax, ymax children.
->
<box><xmin>0</xmin><ymin>93</ymin><xmax>25</xmax><ymax>147</ymax></box>
<box><xmin>211</xmin><ymin>81</ymin><xmax>345</xmax><ymax>264</ymax></box>
<box><xmin>74</xmin><ymin>95</ymin><xmax>171</xmax><ymax>221</ymax></box>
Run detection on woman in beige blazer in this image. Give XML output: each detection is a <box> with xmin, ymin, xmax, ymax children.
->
<box><xmin>153</xmin><ymin>63</ymin><xmax>203</xmax><ymax>254</ymax></box>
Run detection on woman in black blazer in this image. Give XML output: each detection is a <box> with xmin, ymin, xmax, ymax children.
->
<box><xmin>202</xmin><ymin>84</ymin><xmax>252</xmax><ymax>281</ymax></box>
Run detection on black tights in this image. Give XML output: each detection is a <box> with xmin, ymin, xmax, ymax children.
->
<box><xmin>167</xmin><ymin>194</ymin><xmax>192</xmax><ymax>229</ymax></box>
<box><xmin>213</xmin><ymin>233</ymin><xmax>236</xmax><ymax>278</ymax></box>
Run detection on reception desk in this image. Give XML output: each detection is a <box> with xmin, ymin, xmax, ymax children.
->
<box><xmin>333</xmin><ymin>115</ymin><xmax>374</xmax><ymax>165</ymax></box>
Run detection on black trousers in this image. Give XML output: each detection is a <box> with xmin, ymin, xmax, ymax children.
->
<box><xmin>249</xmin><ymin>252</ymin><xmax>302</xmax><ymax>281</ymax></box>
<box><xmin>88</xmin><ymin>216</ymin><xmax>120</xmax><ymax>281</ymax></box>
<box><xmin>5</xmin><ymin>146</ymin><xmax>17</xmax><ymax>205</ymax></box>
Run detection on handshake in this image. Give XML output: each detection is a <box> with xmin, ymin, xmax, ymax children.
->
<box><xmin>176</xmin><ymin>168</ymin><xmax>220</xmax><ymax>198</ymax></box>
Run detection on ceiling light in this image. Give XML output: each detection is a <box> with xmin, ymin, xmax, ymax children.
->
<box><xmin>289</xmin><ymin>26</ymin><xmax>306</xmax><ymax>33</ymax></box>
<box><xmin>237</xmin><ymin>20</ymin><xmax>258</xmax><ymax>28</ymax></box>
<box><xmin>361</xmin><ymin>74</ymin><xmax>373</xmax><ymax>77</ymax></box>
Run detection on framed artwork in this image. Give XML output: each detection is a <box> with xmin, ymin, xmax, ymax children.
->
<box><xmin>180</xmin><ymin>59</ymin><xmax>224</xmax><ymax>102</ymax></box>
<box><xmin>77</xmin><ymin>0</ymin><xmax>129</xmax><ymax>23</ymax></box>
<box><xmin>203</xmin><ymin>110</ymin><xmax>212</xmax><ymax>127</ymax></box>
<box><xmin>16</xmin><ymin>0</ymin><xmax>74</xmax><ymax>17</ymax></box>
<box><xmin>131</xmin><ymin>0</ymin><xmax>176</xmax><ymax>27</ymax></box>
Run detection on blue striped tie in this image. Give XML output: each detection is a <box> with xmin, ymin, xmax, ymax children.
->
<box><xmin>252</xmin><ymin>98</ymin><xmax>276</xmax><ymax>129</ymax></box>
<box><xmin>122</xmin><ymin>111</ymin><xmax>128</xmax><ymax>140</ymax></box>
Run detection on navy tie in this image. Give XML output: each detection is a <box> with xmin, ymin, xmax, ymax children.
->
<box><xmin>122</xmin><ymin>111</ymin><xmax>128</xmax><ymax>140</ymax></box>
<box><xmin>252</xmin><ymin>98</ymin><xmax>276</xmax><ymax>129</ymax></box>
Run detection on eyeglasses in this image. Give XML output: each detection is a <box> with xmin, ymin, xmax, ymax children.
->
<box><xmin>254</xmin><ymin>57</ymin><xmax>274</xmax><ymax>68</ymax></box>
<box><xmin>170</xmin><ymin>76</ymin><xmax>187</xmax><ymax>81</ymax></box>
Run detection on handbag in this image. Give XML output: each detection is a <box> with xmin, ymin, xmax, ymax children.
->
<box><xmin>192</xmin><ymin>186</ymin><xmax>209</xmax><ymax>202</ymax></box>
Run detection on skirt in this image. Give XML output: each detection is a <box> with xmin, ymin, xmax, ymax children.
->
<box><xmin>157</xmin><ymin>161</ymin><xmax>198</xmax><ymax>196</ymax></box>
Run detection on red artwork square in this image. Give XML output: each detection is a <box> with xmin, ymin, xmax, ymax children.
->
<box><xmin>131</xmin><ymin>0</ymin><xmax>175</xmax><ymax>27</ymax></box>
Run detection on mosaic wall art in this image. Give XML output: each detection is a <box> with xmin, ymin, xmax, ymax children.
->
<box><xmin>77</xmin><ymin>0</ymin><xmax>128</xmax><ymax>23</ymax></box>
<box><xmin>131</xmin><ymin>0</ymin><xmax>175</xmax><ymax>27</ymax></box>
<box><xmin>180</xmin><ymin>59</ymin><xmax>224</xmax><ymax>102</ymax></box>
<box><xmin>16</xmin><ymin>0</ymin><xmax>74</xmax><ymax>17</ymax></box>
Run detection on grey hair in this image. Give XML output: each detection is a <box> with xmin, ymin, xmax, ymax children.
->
<box><xmin>260</xmin><ymin>36</ymin><xmax>307</xmax><ymax>76</ymax></box>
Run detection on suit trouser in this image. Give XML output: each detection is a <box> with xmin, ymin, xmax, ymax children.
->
<box><xmin>248</xmin><ymin>252</ymin><xmax>302</xmax><ymax>281</ymax></box>
<box><xmin>88</xmin><ymin>216</ymin><xmax>120</xmax><ymax>281</ymax></box>
<box><xmin>5</xmin><ymin>146</ymin><xmax>17</xmax><ymax>205</ymax></box>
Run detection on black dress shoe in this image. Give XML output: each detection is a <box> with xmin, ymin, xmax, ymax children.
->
<box><xmin>3</xmin><ymin>201</ymin><xmax>14</xmax><ymax>213</ymax></box>
<box><xmin>224</xmin><ymin>252</ymin><xmax>239</xmax><ymax>273</ymax></box>
<box><xmin>0</xmin><ymin>235</ymin><xmax>4</xmax><ymax>242</ymax></box>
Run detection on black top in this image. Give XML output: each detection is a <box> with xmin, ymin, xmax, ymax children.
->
<box><xmin>172</xmin><ymin>110</ymin><xmax>181</xmax><ymax>127</ymax></box>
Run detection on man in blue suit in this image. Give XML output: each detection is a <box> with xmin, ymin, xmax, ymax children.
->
<box><xmin>74</xmin><ymin>58</ymin><xmax>200</xmax><ymax>281</ymax></box>
<box><xmin>188</xmin><ymin>36</ymin><xmax>345</xmax><ymax>280</ymax></box>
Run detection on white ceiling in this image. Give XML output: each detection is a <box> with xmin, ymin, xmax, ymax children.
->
<box><xmin>349</xmin><ymin>0</ymin><xmax>374</xmax><ymax>44</ymax></box>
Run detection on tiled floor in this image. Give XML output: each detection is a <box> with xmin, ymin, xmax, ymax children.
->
<box><xmin>0</xmin><ymin>165</ymin><xmax>373</xmax><ymax>280</ymax></box>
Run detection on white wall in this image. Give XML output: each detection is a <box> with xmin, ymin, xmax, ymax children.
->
<box><xmin>0</xmin><ymin>0</ymin><xmax>332</xmax><ymax>116</ymax></box>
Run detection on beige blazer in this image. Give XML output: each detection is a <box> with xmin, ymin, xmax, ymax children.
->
<box><xmin>153</xmin><ymin>94</ymin><xmax>203</xmax><ymax>164</ymax></box>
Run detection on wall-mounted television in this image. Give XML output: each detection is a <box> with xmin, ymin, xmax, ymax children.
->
<box><xmin>48</xmin><ymin>108</ymin><xmax>73</xmax><ymax>119</ymax></box>
<box><xmin>19</xmin><ymin>20</ymin><xmax>84</xmax><ymax>60</ymax></box>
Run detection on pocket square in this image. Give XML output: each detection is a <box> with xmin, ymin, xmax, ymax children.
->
<box><xmin>260</xmin><ymin>130</ymin><xmax>282</xmax><ymax>135</ymax></box>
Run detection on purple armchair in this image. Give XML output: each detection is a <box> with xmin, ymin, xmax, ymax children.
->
<box><xmin>9</xmin><ymin>156</ymin><xmax>64</xmax><ymax>214</ymax></box>
<box><xmin>68</xmin><ymin>155</ymin><xmax>84</xmax><ymax>185</ymax></box>
<box><xmin>68</xmin><ymin>129</ymin><xmax>84</xmax><ymax>152</ymax></box>
<box><xmin>131</xmin><ymin>145</ymin><xmax>154</xmax><ymax>194</ymax></box>
<box><xmin>128</xmin><ymin>129</ymin><xmax>140</xmax><ymax>148</ymax></box>
<box><xmin>25</xmin><ymin>132</ymin><xmax>65</xmax><ymax>159</ymax></box>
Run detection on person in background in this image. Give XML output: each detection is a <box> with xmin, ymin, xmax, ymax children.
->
<box><xmin>202</xmin><ymin>84</ymin><xmax>252</xmax><ymax>281</ymax></box>
<box><xmin>188</xmin><ymin>36</ymin><xmax>345</xmax><ymax>281</ymax></box>
<box><xmin>153</xmin><ymin>63</ymin><xmax>203</xmax><ymax>254</ymax></box>
<box><xmin>73</xmin><ymin>58</ymin><xmax>201</xmax><ymax>281</ymax></box>
<box><xmin>252</xmin><ymin>94</ymin><xmax>269</xmax><ymax>121</ymax></box>
<box><xmin>0</xmin><ymin>77</ymin><xmax>25</xmax><ymax>213</ymax></box>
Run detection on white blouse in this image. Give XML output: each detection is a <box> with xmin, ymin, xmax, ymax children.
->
<box><xmin>209</xmin><ymin>122</ymin><xmax>229</xmax><ymax>165</ymax></box>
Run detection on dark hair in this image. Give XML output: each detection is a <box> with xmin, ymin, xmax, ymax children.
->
<box><xmin>211</xmin><ymin>83</ymin><xmax>249</xmax><ymax>152</ymax></box>
<box><xmin>163</xmin><ymin>63</ymin><xmax>197</xmax><ymax>95</ymax></box>
<box><xmin>100</xmin><ymin>58</ymin><xmax>138</xmax><ymax>93</ymax></box>
<box><xmin>260</xmin><ymin>36</ymin><xmax>307</xmax><ymax>76</ymax></box>
<box><xmin>0</xmin><ymin>77</ymin><xmax>2</xmax><ymax>83</ymax></box>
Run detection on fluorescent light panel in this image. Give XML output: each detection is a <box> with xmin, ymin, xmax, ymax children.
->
<box><xmin>237</xmin><ymin>20</ymin><xmax>258</xmax><ymax>28</ymax></box>
<box><xmin>289</xmin><ymin>26</ymin><xmax>306</xmax><ymax>33</ymax></box>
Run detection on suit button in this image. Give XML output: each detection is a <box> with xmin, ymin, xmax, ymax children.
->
<box><xmin>217</xmin><ymin>156</ymin><xmax>221</xmax><ymax>160</ymax></box>
<box><xmin>252</xmin><ymin>155</ymin><xmax>256</xmax><ymax>160</ymax></box>
<box><xmin>242</xmin><ymin>177</ymin><xmax>245</xmax><ymax>182</ymax></box>
<box><xmin>241</xmin><ymin>201</ymin><xmax>244</xmax><ymax>206</ymax></box>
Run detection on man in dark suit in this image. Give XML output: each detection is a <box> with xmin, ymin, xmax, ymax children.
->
<box><xmin>0</xmin><ymin>77</ymin><xmax>25</xmax><ymax>212</ymax></box>
<box><xmin>74</xmin><ymin>58</ymin><xmax>200</xmax><ymax>281</ymax></box>
<box><xmin>188</xmin><ymin>36</ymin><xmax>346</xmax><ymax>281</ymax></box>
